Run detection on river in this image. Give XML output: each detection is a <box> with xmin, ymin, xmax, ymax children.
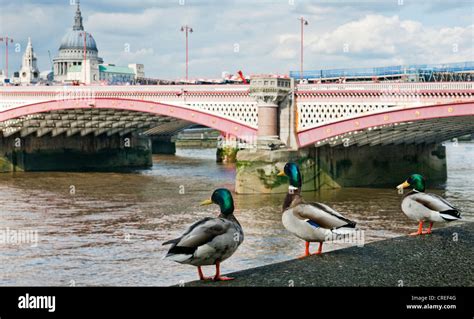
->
<box><xmin>0</xmin><ymin>142</ymin><xmax>472</xmax><ymax>286</ymax></box>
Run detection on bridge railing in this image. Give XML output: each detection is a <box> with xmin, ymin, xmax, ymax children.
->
<box><xmin>297</xmin><ymin>82</ymin><xmax>474</xmax><ymax>92</ymax></box>
<box><xmin>2</xmin><ymin>82</ymin><xmax>473</xmax><ymax>95</ymax></box>
<box><xmin>0</xmin><ymin>84</ymin><xmax>250</xmax><ymax>95</ymax></box>
<box><xmin>291</xmin><ymin>61</ymin><xmax>474</xmax><ymax>79</ymax></box>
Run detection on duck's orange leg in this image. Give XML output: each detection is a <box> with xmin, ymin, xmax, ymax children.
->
<box><xmin>298</xmin><ymin>241</ymin><xmax>311</xmax><ymax>259</ymax></box>
<box><xmin>409</xmin><ymin>221</ymin><xmax>423</xmax><ymax>236</ymax></box>
<box><xmin>197</xmin><ymin>266</ymin><xmax>211</xmax><ymax>281</ymax></box>
<box><xmin>313</xmin><ymin>242</ymin><xmax>323</xmax><ymax>255</ymax></box>
<box><xmin>423</xmin><ymin>222</ymin><xmax>433</xmax><ymax>235</ymax></box>
<box><xmin>213</xmin><ymin>261</ymin><xmax>234</xmax><ymax>281</ymax></box>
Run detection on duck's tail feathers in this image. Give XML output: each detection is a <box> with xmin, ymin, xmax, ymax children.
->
<box><xmin>332</xmin><ymin>226</ymin><xmax>358</xmax><ymax>235</ymax></box>
<box><xmin>336</xmin><ymin>220</ymin><xmax>357</xmax><ymax>229</ymax></box>
<box><xmin>345</xmin><ymin>220</ymin><xmax>357</xmax><ymax>228</ymax></box>
<box><xmin>163</xmin><ymin>253</ymin><xmax>192</xmax><ymax>262</ymax></box>
<box><xmin>162</xmin><ymin>244</ymin><xmax>196</xmax><ymax>262</ymax></box>
<box><xmin>162</xmin><ymin>238</ymin><xmax>180</xmax><ymax>246</ymax></box>
<box><xmin>440</xmin><ymin>209</ymin><xmax>461</xmax><ymax>221</ymax></box>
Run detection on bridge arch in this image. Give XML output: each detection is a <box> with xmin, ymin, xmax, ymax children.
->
<box><xmin>297</xmin><ymin>101</ymin><xmax>474</xmax><ymax>147</ymax></box>
<box><xmin>0</xmin><ymin>97</ymin><xmax>257</xmax><ymax>141</ymax></box>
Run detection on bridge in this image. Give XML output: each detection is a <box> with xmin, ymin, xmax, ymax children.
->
<box><xmin>0</xmin><ymin>85</ymin><xmax>257</xmax><ymax>140</ymax></box>
<box><xmin>0</xmin><ymin>80</ymin><xmax>473</xmax><ymax>193</ymax></box>
<box><xmin>295</xmin><ymin>82</ymin><xmax>474</xmax><ymax>147</ymax></box>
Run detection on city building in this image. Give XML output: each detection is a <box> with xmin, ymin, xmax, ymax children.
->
<box><xmin>67</xmin><ymin>63</ymin><xmax>144</xmax><ymax>84</ymax></box>
<box><xmin>128</xmin><ymin>64</ymin><xmax>145</xmax><ymax>80</ymax></box>
<box><xmin>39</xmin><ymin>70</ymin><xmax>54</xmax><ymax>82</ymax></box>
<box><xmin>19</xmin><ymin>37</ymin><xmax>40</xmax><ymax>85</ymax></box>
<box><xmin>66</xmin><ymin>59</ymin><xmax>99</xmax><ymax>84</ymax></box>
<box><xmin>52</xmin><ymin>1</ymin><xmax>144</xmax><ymax>85</ymax></box>
<box><xmin>99</xmin><ymin>64</ymin><xmax>135</xmax><ymax>84</ymax></box>
<box><xmin>52</xmin><ymin>1</ymin><xmax>103</xmax><ymax>83</ymax></box>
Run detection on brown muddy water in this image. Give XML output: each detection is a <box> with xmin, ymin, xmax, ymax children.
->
<box><xmin>0</xmin><ymin>142</ymin><xmax>472</xmax><ymax>286</ymax></box>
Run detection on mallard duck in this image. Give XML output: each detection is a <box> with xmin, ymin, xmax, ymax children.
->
<box><xmin>396</xmin><ymin>174</ymin><xmax>461</xmax><ymax>236</ymax></box>
<box><xmin>277</xmin><ymin>162</ymin><xmax>357</xmax><ymax>257</ymax></box>
<box><xmin>163</xmin><ymin>188</ymin><xmax>244</xmax><ymax>281</ymax></box>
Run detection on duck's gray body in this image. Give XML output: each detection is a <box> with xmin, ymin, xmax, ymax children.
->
<box><xmin>282</xmin><ymin>193</ymin><xmax>356</xmax><ymax>243</ymax></box>
<box><xmin>163</xmin><ymin>215</ymin><xmax>243</xmax><ymax>266</ymax></box>
<box><xmin>401</xmin><ymin>190</ymin><xmax>461</xmax><ymax>222</ymax></box>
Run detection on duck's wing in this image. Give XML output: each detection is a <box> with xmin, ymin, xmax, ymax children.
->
<box><xmin>410</xmin><ymin>192</ymin><xmax>461</xmax><ymax>220</ymax></box>
<box><xmin>163</xmin><ymin>217</ymin><xmax>230</xmax><ymax>256</ymax></box>
<box><xmin>162</xmin><ymin>217</ymin><xmax>212</xmax><ymax>246</ymax></box>
<box><xmin>294</xmin><ymin>202</ymin><xmax>356</xmax><ymax>229</ymax></box>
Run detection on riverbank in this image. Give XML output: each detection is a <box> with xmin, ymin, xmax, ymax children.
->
<box><xmin>182</xmin><ymin>222</ymin><xmax>473</xmax><ymax>287</ymax></box>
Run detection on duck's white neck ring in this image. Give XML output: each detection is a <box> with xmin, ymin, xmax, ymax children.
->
<box><xmin>288</xmin><ymin>185</ymin><xmax>299</xmax><ymax>193</ymax></box>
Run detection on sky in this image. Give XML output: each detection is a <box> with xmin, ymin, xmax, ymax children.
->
<box><xmin>0</xmin><ymin>0</ymin><xmax>473</xmax><ymax>80</ymax></box>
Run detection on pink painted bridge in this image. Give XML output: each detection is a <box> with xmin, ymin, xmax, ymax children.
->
<box><xmin>0</xmin><ymin>97</ymin><xmax>257</xmax><ymax>141</ymax></box>
<box><xmin>0</xmin><ymin>85</ymin><xmax>257</xmax><ymax>140</ymax></box>
<box><xmin>0</xmin><ymin>82</ymin><xmax>473</xmax><ymax>148</ymax></box>
<box><xmin>297</xmin><ymin>101</ymin><xmax>474</xmax><ymax>148</ymax></box>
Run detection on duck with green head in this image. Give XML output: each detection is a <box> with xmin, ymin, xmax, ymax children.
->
<box><xmin>278</xmin><ymin>162</ymin><xmax>357</xmax><ymax>258</ymax></box>
<box><xmin>397</xmin><ymin>173</ymin><xmax>461</xmax><ymax>236</ymax></box>
<box><xmin>163</xmin><ymin>188</ymin><xmax>244</xmax><ymax>281</ymax></box>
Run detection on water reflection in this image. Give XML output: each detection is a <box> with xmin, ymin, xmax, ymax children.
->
<box><xmin>0</xmin><ymin>144</ymin><xmax>471</xmax><ymax>286</ymax></box>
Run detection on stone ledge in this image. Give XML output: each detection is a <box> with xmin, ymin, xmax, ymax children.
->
<box><xmin>181</xmin><ymin>222</ymin><xmax>473</xmax><ymax>287</ymax></box>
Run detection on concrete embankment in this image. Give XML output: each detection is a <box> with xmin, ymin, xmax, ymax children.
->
<box><xmin>183</xmin><ymin>222</ymin><xmax>473</xmax><ymax>287</ymax></box>
<box><xmin>235</xmin><ymin>143</ymin><xmax>448</xmax><ymax>194</ymax></box>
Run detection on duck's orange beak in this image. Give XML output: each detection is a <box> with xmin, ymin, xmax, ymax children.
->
<box><xmin>200</xmin><ymin>199</ymin><xmax>213</xmax><ymax>206</ymax></box>
<box><xmin>277</xmin><ymin>170</ymin><xmax>286</xmax><ymax>177</ymax></box>
<box><xmin>396</xmin><ymin>181</ymin><xmax>410</xmax><ymax>190</ymax></box>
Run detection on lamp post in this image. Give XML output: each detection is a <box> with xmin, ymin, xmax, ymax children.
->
<box><xmin>80</xmin><ymin>32</ymin><xmax>90</xmax><ymax>84</ymax></box>
<box><xmin>298</xmin><ymin>17</ymin><xmax>308</xmax><ymax>81</ymax></box>
<box><xmin>181</xmin><ymin>25</ymin><xmax>193</xmax><ymax>81</ymax></box>
<box><xmin>0</xmin><ymin>36</ymin><xmax>14</xmax><ymax>80</ymax></box>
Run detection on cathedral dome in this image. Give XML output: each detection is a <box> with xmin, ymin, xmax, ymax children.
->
<box><xmin>59</xmin><ymin>30</ymin><xmax>98</xmax><ymax>51</ymax></box>
<box><xmin>53</xmin><ymin>0</ymin><xmax>104</xmax><ymax>83</ymax></box>
<box><xmin>58</xmin><ymin>0</ymin><xmax>98</xmax><ymax>52</ymax></box>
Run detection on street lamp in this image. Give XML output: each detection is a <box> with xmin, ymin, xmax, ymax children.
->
<box><xmin>80</xmin><ymin>32</ymin><xmax>91</xmax><ymax>84</ymax></box>
<box><xmin>298</xmin><ymin>17</ymin><xmax>308</xmax><ymax>82</ymax></box>
<box><xmin>181</xmin><ymin>25</ymin><xmax>193</xmax><ymax>81</ymax></box>
<box><xmin>0</xmin><ymin>36</ymin><xmax>14</xmax><ymax>81</ymax></box>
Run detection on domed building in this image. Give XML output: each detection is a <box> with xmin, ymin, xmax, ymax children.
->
<box><xmin>53</xmin><ymin>1</ymin><xmax>103</xmax><ymax>83</ymax></box>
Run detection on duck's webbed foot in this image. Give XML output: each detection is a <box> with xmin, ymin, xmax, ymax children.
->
<box><xmin>422</xmin><ymin>222</ymin><xmax>433</xmax><ymax>235</ymax></box>
<box><xmin>212</xmin><ymin>261</ymin><xmax>234</xmax><ymax>281</ymax></box>
<box><xmin>312</xmin><ymin>242</ymin><xmax>323</xmax><ymax>255</ymax></box>
<box><xmin>409</xmin><ymin>221</ymin><xmax>424</xmax><ymax>236</ymax></box>
<box><xmin>213</xmin><ymin>275</ymin><xmax>234</xmax><ymax>281</ymax></box>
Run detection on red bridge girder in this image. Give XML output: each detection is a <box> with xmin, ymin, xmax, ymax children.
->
<box><xmin>297</xmin><ymin>101</ymin><xmax>474</xmax><ymax>147</ymax></box>
<box><xmin>0</xmin><ymin>98</ymin><xmax>257</xmax><ymax>142</ymax></box>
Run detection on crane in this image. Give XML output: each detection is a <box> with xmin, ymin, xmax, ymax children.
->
<box><xmin>237</xmin><ymin>70</ymin><xmax>248</xmax><ymax>84</ymax></box>
<box><xmin>48</xmin><ymin>50</ymin><xmax>53</xmax><ymax>72</ymax></box>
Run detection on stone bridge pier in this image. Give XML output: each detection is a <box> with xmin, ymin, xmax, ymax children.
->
<box><xmin>0</xmin><ymin>132</ymin><xmax>152</xmax><ymax>172</ymax></box>
<box><xmin>249</xmin><ymin>76</ymin><xmax>293</xmax><ymax>149</ymax></box>
<box><xmin>236</xmin><ymin>143</ymin><xmax>447</xmax><ymax>194</ymax></box>
<box><xmin>236</xmin><ymin>76</ymin><xmax>304</xmax><ymax>193</ymax></box>
<box><xmin>151</xmin><ymin>136</ymin><xmax>176</xmax><ymax>154</ymax></box>
<box><xmin>235</xmin><ymin>77</ymin><xmax>449</xmax><ymax>194</ymax></box>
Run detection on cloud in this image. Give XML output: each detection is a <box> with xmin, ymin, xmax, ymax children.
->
<box><xmin>86</xmin><ymin>10</ymin><xmax>162</xmax><ymax>35</ymax></box>
<box><xmin>273</xmin><ymin>14</ymin><xmax>474</xmax><ymax>68</ymax></box>
<box><xmin>0</xmin><ymin>1</ymin><xmax>472</xmax><ymax>78</ymax></box>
